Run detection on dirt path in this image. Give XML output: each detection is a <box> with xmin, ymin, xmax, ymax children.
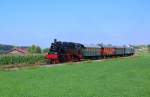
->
<box><xmin>41</xmin><ymin>55</ymin><xmax>137</xmax><ymax>68</ymax></box>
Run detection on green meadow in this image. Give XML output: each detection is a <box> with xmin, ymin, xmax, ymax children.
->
<box><xmin>0</xmin><ymin>53</ymin><xmax>150</xmax><ymax>97</ymax></box>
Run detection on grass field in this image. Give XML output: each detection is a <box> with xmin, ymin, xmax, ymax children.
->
<box><xmin>0</xmin><ymin>54</ymin><xmax>150</xmax><ymax>97</ymax></box>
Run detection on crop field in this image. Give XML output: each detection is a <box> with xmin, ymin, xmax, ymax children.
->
<box><xmin>0</xmin><ymin>54</ymin><xmax>45</xmax><ymax>66</ymax></box>
<box><xmin>0</xmin><ymin>53</ymin><xmax>150</xmax><ymax>97</ymax></box>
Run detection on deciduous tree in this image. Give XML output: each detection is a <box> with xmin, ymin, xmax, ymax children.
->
<box><xmin>28</xmin><ymin>45</ymin><xmax>41</xmax><ymax>54</ymax></box>
<box><xmin>147</xmin><ymin>45</ymin><xmax>150</xmax><ymax>53</ymax></box>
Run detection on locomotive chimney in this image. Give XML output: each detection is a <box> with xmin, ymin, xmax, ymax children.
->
<box><xmin>54</xmin><ymin>39</ymin><xmax>57</xmax><ymax>43</ymax></box>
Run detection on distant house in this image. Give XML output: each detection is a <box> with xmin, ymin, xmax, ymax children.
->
<box><xmin>6</xmin><ymin>48</ymin><xmax>28</xmax><ymax>55</ymax></box>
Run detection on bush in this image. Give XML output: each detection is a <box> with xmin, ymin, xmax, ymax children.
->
<box><xmin>0</xmin><ymin>54</ymin><xmax>46</xmax><ymax>66</ymax></box>
<box><xmin>148</xmin><ymin>45</ymin><xmax>150</xmax><ymax>53</ymax></box>
<box><xmin>28</xmin><ymin>45</ymin><xmax>42</xmax><ymax>54</ymax></box>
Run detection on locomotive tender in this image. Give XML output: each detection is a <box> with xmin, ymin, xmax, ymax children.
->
<box><xmin>46</xmin><ymin>39</ymin><xmax>135</xmax><ymax>64</ymax></box>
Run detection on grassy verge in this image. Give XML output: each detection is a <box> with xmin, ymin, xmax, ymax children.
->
<box><xmin>0</xmin><ymin>54</ymin><xmax>150</xmax><ymax>97</ymax></box>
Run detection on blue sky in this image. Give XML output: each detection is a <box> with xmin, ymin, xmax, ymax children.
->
<box><xmin>0</xmin><ymin>0</ymin><xmax>150</xmax><ymax>48</ymax></box>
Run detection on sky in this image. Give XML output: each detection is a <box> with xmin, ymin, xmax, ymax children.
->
<box><xmin>0</xmin><ymin>0</ymin><xmax>150</xmax><ymax>48</ymax></box>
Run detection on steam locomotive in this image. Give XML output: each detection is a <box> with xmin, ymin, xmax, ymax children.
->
<box><xmin>46</xmin><ymin>39</ymin><xmax>135</xmax><ymax>64</ymax></box>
